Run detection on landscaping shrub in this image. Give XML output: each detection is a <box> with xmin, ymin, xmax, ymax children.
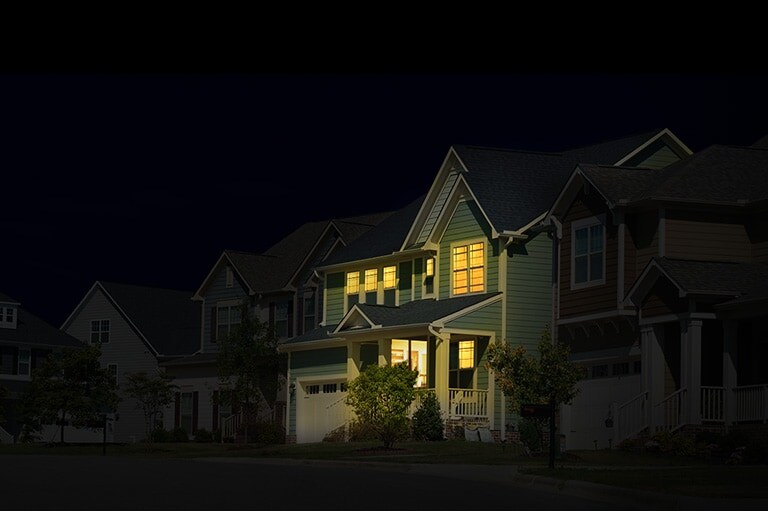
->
<box><xmin>172</xmin><ymin>427</ymin><xmax>189</xmax><ymax>442</ymax></box>
<box><xmin>347</xmin><ymin>419</ymin><xmax>379</xmax><ymax>442</ymax></box>
<box><xmin>149</xmin><ymin>427</ymin><xmax>171</xmax><ymax>443</ymax></box>
<box><xmin>519</xmin><ymin>418</ymin><xmax>545</xmax><ymax>453</ymax></box>
<box><xmin>194</xmin><ymin>428</ymin><xmax>213</xmax><ymax>443</ymax></box>
<box><xmin>411</xmin><ymin>391</ymin><xmax>444</xmax><ymax>441</ymax></box>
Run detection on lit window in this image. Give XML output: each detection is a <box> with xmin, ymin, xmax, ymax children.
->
<box><xmin>346</xmin><ymin>271</ymin><xmax>360</xmax><ymax>294</ymax></box>
<box><xmin>459</xmin><ymin>340</ymin><xmax>474</xmax><ymax>369</ymax></box>
<box><xmin>424</xmin><ymin>257</ymin><xmax>435</xmax><ymax>296</ymax></box>
<box><xmin>425</xmin><ymin>257</ymin><xmax>434</xmax><ymax>277</ymax></box>
<box><xmin>452</xmin><ymin>243</ymin><xmax>484</xmax><ymax>295</ymax></box>
<box><xmin>90</xmin><ymin>319</ymin><xmax>110</xmax><ymax>344</ymax></box>
<box><xmin>383</xmin><ymin>266</ymin><xmax>396</xmax><ymax>289</ymax></box>
<box><xmin>573</xmin><ymin>218</ymin><xmax>604</xmax><ymax>286</ymax></box>
<box><xmin>364</xmin><ymin>269</ymin><xmax>377</xmax><ymax>292</ymax></box>
<box><xmin>392</xmin><ymin>339</ymin><xmax>428</xmax><ymax>388</ymax></box>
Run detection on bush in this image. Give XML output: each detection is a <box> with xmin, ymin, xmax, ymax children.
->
<box><xmin>238</xmin><ymin>420</ymin><xmax>285</xmax><ymax>445</ymax></box>
<box><xmin>194</xmin><ymin>428</ymin><xmax>213</xmax><ymax>443</ymax></box>
<box><xmin>347</xmin><ymin>419</ymin><xmax>379</xmax><ymax>442</ymax></box>
<box><xmin>149</xmin><ymin>427</ymin><xmax>171</xmax><ymax>443</ymax></box>
<box><xmin>519</xmin><ymin>418</ymin><xmax>545</xmax><ymax>453</ymax></box>
<box><xmin>172</xmin><ymin>427</ymin><xmax>189</xmax><ymax>442</ymax></box>
<box><xmin>411</xmin><ymin>391</ymin><xmax>444</xmax><ymax>441</ymax></box>
<box><xmin>212</xmin><ymin>428</ymin><xmax>222</xmax><ymax>443</ymax></box>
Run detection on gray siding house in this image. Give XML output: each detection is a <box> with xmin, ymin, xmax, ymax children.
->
<box><xmin>1</xmin><ymin>291</ymin><xmax>84</xmax><ymax>443</ymax></box>
<box><xmin>61</xmin><ymin>281</ymin><xmax>200</xmax><ymax>443</ymax></box>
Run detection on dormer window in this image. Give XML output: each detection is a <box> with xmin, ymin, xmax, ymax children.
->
<box><xmin>90</xmin><ymin>319</ymin><xmax>110</xmax><ymax>344</ymax></box>
<box><xmin>0</xmin><ymin>306</ymin><xmax>16</xmax><ymax>329</ymax></box>
<box><xmin>346</xmin><ymin>271</ymin><xmax>360</xmax><ymax>308</ymax></box>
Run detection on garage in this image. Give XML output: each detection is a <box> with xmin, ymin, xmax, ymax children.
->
<box><xmin>296</xmin><ymin>379</ymin><xmax>348</xmax><ymax>443</ymax></box>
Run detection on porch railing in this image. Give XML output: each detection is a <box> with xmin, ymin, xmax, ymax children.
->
<box><xmin>701</xmin><ymin>386</ymin><xmax>725</xmax><ymax>423</ymax></box>
<box><xmin>221</xmin><ymin>412</ymin><xmax>241</xmax><ymax>443</ymax></box>
<box><xmin>735</xmin><ymin>385</ymin><xmax>768</xmax><ymax>423</ymax></box>
<box><xmin>616</xmin><ymin>391</ymin><xmax>647</xmax><ymax>442</ymax></box>
<box><xmin>656</xmin><ymin>388</ymin><xmax>686</xmax><ymax>432</ymax></box>
<box><xmin>449</xmin><ymin>388</ymin><xmax>488</xmax><ymax>418</ymax></box>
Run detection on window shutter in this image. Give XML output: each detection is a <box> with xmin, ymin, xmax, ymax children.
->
<box><xmin>174</xmin><ymin>392</ymin><xmax>180</xmax><ymax>428</ymax></box>
<box><xmin>212</xmin><ymin>390</ymin><xmax>219</xmax><ymax>431</ymax></box>
<box><xmin>210</xmin><ymin>307</ymin><xmax>217</xmax><ymax>342</ymax></box>
<box><xmin>192</xmin><ymin>391</ymin><xmax>199</xmax><ymax>433</ymax></box>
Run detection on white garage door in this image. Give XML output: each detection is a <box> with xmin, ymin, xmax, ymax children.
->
<box><xmin>296</xmin><ymin>380</ymin><xmax>347</xmax><ymax>443</ymax></box>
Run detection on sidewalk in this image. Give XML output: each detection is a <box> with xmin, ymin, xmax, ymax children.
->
<box><xmin>196</xmin><ymin>457</ymin><xmax>768</xmax><ymax>511</ymax></box>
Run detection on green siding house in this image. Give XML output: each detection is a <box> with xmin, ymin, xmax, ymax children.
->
<box><xmin>279</xmin><ymin>129</ymin><xmax>689</xmax><ymax>444</ymax></box>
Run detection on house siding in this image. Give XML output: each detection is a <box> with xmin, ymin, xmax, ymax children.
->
<box><xmin>287</xmin><ymin>347</ymin><xmax>347</xmax><ymax>437</ymax></box>
<box><xmin>417</xmin><ymin>171</ymin><xmax>458</xmax><ymax>245</ymax></box>
<box><xmin>634</xmin><ymin>144</ymin><xmax>683</xmax><ymax>170</ymax></box>
<box><xmin>559</xmin><ymin>193</ymin><xmax>618</xmax><ymax>318</ymax></box>
<box><xmin>748</xmin><ymin>212</ymin><xmax>768</xmax><ymax>262</ymax></box>
<box><xmin>438</xmin><ymin>200</ymin><xmax>497</xmax><ymax>299</ymax></box>
<box><xmin>202</xmin><ymin>266</ymin><xmax>249</xmax><ymax>353</ymax></box>
<box><xmin>398</xmin><ymin>260</ymin><xmax>412</xmax><ymax>304</ymax></box>
<box><xmin>506</xmin><ymin>232</ymin><xmax>553</xmax><ymax>352</ymax></box>
<box><xmin>324</xmin><ymin>272</ymin><xmax>345</xmax><ymax>326</ymax></box>
<box><xmin>665</xmin><ymin>210</ymin><xmax>751</xmax><ymax>263</ymax></box>
<box><xmin>629</xmin><ymin>210</ymin><xmax>659</xmax><ymax>274</ymax></box>
<box><xmin>63</xmin><ymin>288</ymin><xmax>161</xmax><ymax>443</ymax></box>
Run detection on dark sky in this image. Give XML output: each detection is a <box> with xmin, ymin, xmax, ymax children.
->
<box><xmin>3</xmin><ymin>73</ymin><xmax>767</xmax><ymax>326</ymax></box>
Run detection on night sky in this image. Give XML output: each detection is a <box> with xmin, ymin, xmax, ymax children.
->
<box><xmin>3</xmin><ymin>73</ymin><xmax>767</xmax><ymax>326</ymax></box>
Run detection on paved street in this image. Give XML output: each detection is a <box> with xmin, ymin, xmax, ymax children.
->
<box><xmin>0</xmin><ymin>455</ymin><xmax>632</xmax><ymax>511</ymax></box>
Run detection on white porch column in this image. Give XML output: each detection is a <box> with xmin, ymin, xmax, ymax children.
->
<box><xmin>434</xmin><ymin>335</ymin><xmax>450</xmax><ymax>417</ymax></box>
<box><xmin>377</xmin><ymin>339</ymin><xmax>392</xmax><ymax>367</ymax></box>
<box><xmin>347</xmin><ymin>341</ymin><xmax>361</xmax><ymax>381</ymax></box>
<box><xmin>641</xmin><ymin>325</ymin><xmax>665</xmax><ymax>431</ymax></box>
<box><xmin>681</xmin><ymin>319</ymin><xmax>703</xmax><ymax>425</ymax></box>
<box><xmin>723</xmin><ymin>320</ymin><xmax>738</xmax><ymax>425</ymax></box>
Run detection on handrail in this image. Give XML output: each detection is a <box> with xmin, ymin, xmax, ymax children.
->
<box><xmin>655</xmin><ymin>388</ymin><xmax>687</xmax><ymax>432</ymax></box>
<box><xmin>0</xmin><ymin>425</ymin><xmax>14</xmax><ymax>444</ymax></box>
<box><xmin>616</xmin><ymin>391</ymin><xmax>647</xmax><ymax>441</ymax></box>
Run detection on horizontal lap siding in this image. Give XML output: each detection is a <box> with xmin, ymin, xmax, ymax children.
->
<box><xmin>559</xmin><ymin>195</ymin><xmax>618</xmax><ymax>318</ymax></box>
<box><xmin>507</xmin><ymin>232</ymin><xmax>552</xmax><ymax>352</ymax></box>
<box><xmin>439</xmin><ymin>200</ymin><xmax>496</xmax><ymax>299</ymax></box>
<box><xmin>63</xmin><ymin>288</ymin><xmax>161</xmax><ymax>443</ymax></box>
<box><xmin>398</xmin><ymin>260</ymin><xmax>412</xmax><ymax>304</ymax></box>
<box><xmin>665</xmin><ymin>211</ymin><xmax>750</xmax><ymax>263</ymax></box>
<box><xmin>631</xmin><ymin>211</ymin><xmax>659</xmax><ymax>274</ymax></box>
<box><xmin>642</xmin><ymin>278</ymin><xmax>687</xmax><ymax>317</ymax></box>
<box><xmin>635</xmin><ymin>144</ymin><xmax>683</xmax><ymax>169</ymax></box>
<box><xmin>203</xmin><ymin>267</ymin><xmax>249</xmax><ymax>353</ymax></box>
<box><xmin>750</xmin><ymin>212</ymin><xmax>768</xmax><ymax>262</ymax></box>
<box><xmin>324</xmin><ymin>272</ymin><xmax>345</xmax><ymax>326</ymax></box>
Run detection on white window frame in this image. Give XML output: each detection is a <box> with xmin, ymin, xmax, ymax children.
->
<box><xmin>345</xmin><ymin>271</ymin><xmax>360</xmax><ymax>312</ymax></box>
<box><xmin>422</xmin><ymin>256</ymin><xmax>436</xmax><ymax>298</ymax></box>
<box><xmin>382</xmin><ymin>265</ymin><xmax>398</xmax><ymax>306</ymax></box>
<box><xmin>17</xmin><ymin>348</ymin><xmax>30</xmax><ymax>376</ymax></box>
<box><xmin>0</xmin><ymin>306</ymin><xmax>17</xmax><ymax>329</ymax></box>
<box><xmin>225</xmin><ymin>266</ymin><xmax>234</xmax><ymax>288</ymax></box>
<box><xmin>450</xmin><ymin>239</ymin><xmax>486</xmax><ymax>297</ymax></box>
<box><xmin>90</xmin><ymin>319</ymin><xmax>110</xmax><ymax>344</ymax></box>
<box><xmin>216</xmin><ymin>300</ymin><xmax>242</xmax><ymax>341</ymax></box>
<box><xmin>570</xmin><ymin>215</ymin><xmax>606</xmax><ymax>290</ymax></box>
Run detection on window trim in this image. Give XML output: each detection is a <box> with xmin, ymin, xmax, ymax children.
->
<box><xmin>0</xmin><ymin>306</ymin><xmax>17</xmax><ymax>329</ymax></box>
<box><xmin>570</xmin><ymin>215</ymin><xmax>606</xmax><ymax>290</ymax></box>
<box><xmin>17</xmin><ymin>348</ymin><xmax>31</xmax><ymax>376</ymax></box>
<box><xmin>90</xmin><ymin>319</ymin><xmax>111</xmax><ymax>344</ymax></box>
<box><xmin>422</xmin><ymin>256</ymin><xmax>436</xmax><ymax>298</ymax></box>
<box><xmin>449</xmin><ymin>239</ymin><xmax>487</xmax><ymax>297</ymax></box>
<box><xmin>215</xmin><ymin>300</ymin><xmax>243</xmax><ymax>342</ymax></box>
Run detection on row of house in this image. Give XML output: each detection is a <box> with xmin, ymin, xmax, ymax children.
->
<box><xmin>3</xmin><ymin>128</ymin><xmax>766</xmax><ymax>449</ymax></box>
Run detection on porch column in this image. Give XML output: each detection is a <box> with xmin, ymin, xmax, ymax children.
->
<box><xmin>377</xmin><ymin>339</ymin><xmax>392</xmax><ymax>367</ymax></box>
<box><xmin>722</xmin><ymin>320</ymin><xmax>738</xmax><ymax>425</ymax></box>
<box><xmin>681</xmin><ymin>319</ymin><xmax>703</xmax><ymax>425</ymax></box>
<box><xmin>347</xmin><ymin>341</ymin><xmax>361</xmax><ymax>381</ymax></box>
<box><xmin>434</xmin><ymin>335</ymin><xmax>450</xmax><ymax>418</ymax></box>
<box><xmin>641</xmin><ymin>325</ymin><xmax>665</xmax><ymax>431</ymax></box>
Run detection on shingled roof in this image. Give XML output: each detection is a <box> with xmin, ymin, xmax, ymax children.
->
<box><xmin>0</xmin><ymin>302</ymin><xmax>83</xmax><ymax>348</ymax></box>
<box><xmin>278</xmin><ymin>292</ymin><xmax>502</xmax><ymax>347</ymax></box>
<box><xmin>320</xmin><ymin>195</ymin><xmax>426</xmax><ymax>267</ymax></box>
<box><xmin>97</xmin><ymin>282</ymin><xmax>200</xmax><ymax>357</ymax></box>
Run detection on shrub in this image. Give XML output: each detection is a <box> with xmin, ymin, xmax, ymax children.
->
<box><xmin>518</xmin><ymin>418</ymin><xmax>545</xmax><ymax>453</ymax></box>
<box><xmin>149</xmin><ymin>427</ymin><xmax>171</xmax><ymax>443</ymax></box>
<box><xmin>411</xmin><ymin>391</ymin><xmax>444</xmax><ymax>441</ymax></box>
<box><xmin>347</xmin><ymin>419</ymin><xmax>379</xmax><ymax>442</ymax></box>
<box><xmin>238</xmin><ymin>420</ymin><xmax>285</xmax><ymax>445</ymax></box>
<box><xmin>194</xmin><ymin>428</ymin><xmax>213</xmax><ymax>443</ymax></box>
<box><xmin>172</xmin><ymin>427</ymin><xmax>189</xmax><ymax>442</ymax></box>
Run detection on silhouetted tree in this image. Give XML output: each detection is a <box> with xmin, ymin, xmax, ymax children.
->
<box><xmin>124</xmin><ymin>370</ymin><xmax>177</xmax><ymax>444</ymax></box>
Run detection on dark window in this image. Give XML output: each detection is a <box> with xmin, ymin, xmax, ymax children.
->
<box><xmin>90</xmin><ymin>319</ymin><xmax>110</xmax><ymax>344</ymax></box>
<box><xmin>591</xmin><ymin>365</ymin><xmax>608</xmax><ymax>378</ymax></box>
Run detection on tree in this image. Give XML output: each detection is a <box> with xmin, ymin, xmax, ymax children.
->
<box><xmin>486</xmin><ymin>326</ymin><xmax>581</xmax><ymax>467</ymax></box>
<box><xmin>411</xmin><ymin>390</ymin><xmax>445</xmax><ymax>441</ymax></box>
<box><xmin>123</xmin><ymin>370</ymin><xmax>177</xmax><ymax>444</ymax></box>
<box><xmin>217</xmin><ymin>301</ymin><xmax>285</xmax><ymax>443</ymax></box>
<box><xmin>21</xmin><ymin>344</ymin><xmax>120</xmax><ymax>444</ymax></box>
<box><xmin>345</xmin><ymin>362</ymin><xmax>418</xmax><ymax>449</ymax></box>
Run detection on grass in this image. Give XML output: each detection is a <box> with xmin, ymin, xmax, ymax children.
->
<box><xmin>2</xmin><ymin>440</ymin><xmax>767</xmax><ymax>498</ymax></box>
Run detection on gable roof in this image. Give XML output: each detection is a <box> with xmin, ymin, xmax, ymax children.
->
<box><xmin>62</xmin><ymin>281</ymin><xmax>200</xmax><ymax>357</ymax></box>
<box><xmin>578</xmin><ymin>145</ymin><xmax>768</xmax><ymax>208</ymax></box>
<box><xmin>0</xmin><ymin>291</ymin><xmax>20</xmax><ymax>304</ymax></box>
<box><xmin>626</xmin><ymin>257</ymin><xmax>768</xmax><ymax>307</ymax></box>
<box><xmin>320</xmin><ymin>195</ymin><xmax>426</xmax><ymax>267</ymax></box>
<box><xmin>195</xmin><ymin>213</ymin><xmax>391</xmax><ymax>298</ymax></box>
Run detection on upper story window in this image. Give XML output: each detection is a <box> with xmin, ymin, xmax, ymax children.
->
<box><xmin>274</xmin><ymin>301</ymin><xmax>293</xmax><ymax>338</ymax></box>
<box><xmin>216</xmin><ymin>304</ymin><xmax>241</xmax><ymax>341</ymax></box>
<box><xmin>571</xmin><ymin>216</ymin><xmax>605</xmax><ymax>289</ymax></box>
<box><xmin>364</xmin><ymin>269</ymin><xmax>378</xmax><ymax>303</ymax></box>
<box><xmin>303</xmin><ymin>290</ymin><xmax>316</xmax><ymax>333</ymax></box>
<box><xmin>225</xmin><ymin>266</ymin><xmax>234</xmax><ymax>288</ymax></box>
<box><xmin>90</xmin><ymin>319</ymin><xmax>110</xmax><ymax>344</ymax></box>
<box><xmin>17</xmin><ymin>348</ymin><xmax>30</xmax><ymax>376</ymax></box>
<box><xmin>383</xmin><ymin>266</ymin><xmax>396</xmax><ymax>306</ymax></box>
<box><xmin>424</xmin><ymin>257</ymin><xmax>435</xmax><ymax>297</ymax></box>
<box><xmin>452</xmin><ymin>242</ymin><xmax>484</xmax><ymax>295</ymax></box>
<box><xmin>0</xmin><ymin>306</ymin><xmax>17</xmax><ymax>329</ymax></box>
<box><xmin>449</xmin><ymin>339</ymin><xmax>476</xmax><ymax>388</ymax></box>
<box><xmin>346</xmin><ymin>271</ymin><xmax>360</xmax><ymax>308</ymax></box>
